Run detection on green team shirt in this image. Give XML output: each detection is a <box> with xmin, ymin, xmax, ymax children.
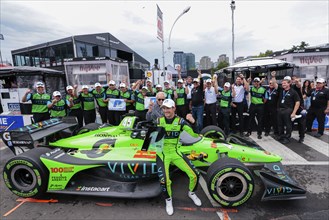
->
<box><xmin>164</xmin><ymin>88</ymin><xmax>174</xmax><ymax>99</ymax></box>
<box><xmin>66</xmin><ymin>94</ymin><xmax>81</xmax><ymax>110</ymax></box>
<box><xmin>176</xmin><ymin>88</ymin><xmax>186</xmax><ymax>106</ymax></box>
<box><xmin>135</xmin><ymin>92</ymin><xmax>145</xmax><ymax>111</ymax></box>
<box><xmin>92</xmin><ymin>88</ymin><xmax>107</xmax><ymax>107</ymax></box>
<box><xmin>250</xmin><ymin>86</ymin><xmax>266</xmax><ymax>105</ymax></box>
<box><xmin>80</xmin><ymin>93</ymin><xmax>95</xmax><ymax>111</ymax></box>
<box><xmin>220</xmin><ymin>90</ymin><xmax>232</xmax><ymax>108</ymax></box>
<box><xmin>120</xmin><ymin>90</ymin><xmax>132</xmax><ymax>107</ymax></box>
<box><xmin>106</xmin><ymin>89</ymin><xmax>120</xmax><ymax>99</ymax></box>
<box><xmin>50</xmin><ymin>99</ymin><xmax>66</xmax><ymax>117</ymax></box>
<box><xmin>30</xmin><ymin>93</ymin><xmax>51</xmax><ymax>113</ymax></box>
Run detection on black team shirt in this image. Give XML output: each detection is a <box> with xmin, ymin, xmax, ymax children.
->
<box><xmin>191</xmin><ymin>79</ymin><xmax>204</xmax><ymax>107</ymax></box>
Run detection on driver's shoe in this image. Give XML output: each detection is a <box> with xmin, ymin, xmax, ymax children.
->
<box><xmin>188</xmin><ymin>191</ymin><xmax>202</xmax><ymax>206</ymax></box>
<box><xmin>165</xmin><ymin>198</ymin><xmax>174</xmax><ymax>216</ymax></box>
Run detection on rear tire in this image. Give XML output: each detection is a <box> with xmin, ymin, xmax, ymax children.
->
<box><xmin>3</xmin><ymin>147</ymin><xmax>50</xmax><ymax>198</ymax></box>
<box><xmin>206</xmin><ymin>158</ymin><xmax>254</xmax><ymax>207</ymax></box>
<box><xmin>200</xmin><ymin>125</ymin><xmax>227</xmax><ymax>140</ymax></box>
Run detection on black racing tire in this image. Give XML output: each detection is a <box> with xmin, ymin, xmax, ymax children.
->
<box><xmin>76</xmin><ymin>123</ymin><xmax>102</xmax><ymax>135</ymax></box>
<box><xmin>200</xmin><ymin>125</ymin><xmax>227</xmax><ymax>140</ymax></box>
<box><xmin>3</xmin><ymin>147</ymin><xmax>50</xmax><ymax>198</ymax></box>
<box><xmin>206</xmin><ymin>158</ymin><xmax>254</xmax><ymax>207</ymax></box>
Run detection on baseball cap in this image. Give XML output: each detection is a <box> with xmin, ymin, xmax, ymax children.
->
<box><xmin>108</xmin><ymin>80</ymin><xmax>116</xmax><ymax>85</ymax></box>
<box><xmin>253</xmin><ymin>77</ymin><xmax>260</xmax><ymax>82</ymax></box>
<box><xmin>146</xmin><ymin>78</ymin><xmax>152</xmax><ymax>83</ymax></box>
<box><xmin>82</xmin><ymin>85</ymin><xmax>89</xmax><ymax>89</ymax></box>
<box><xmin>53</xmin><ymin>91</ymin><xmax>61</xmax><ymax>97</ymax></box>
<box><xmin>193</xmin><ymin>78</ymin><xmax>200</xmax><ymax>83</ymax></box>
<box><xmin>94</xmin><ymin>82</ymin><xmax>102</xmax><ymax>87</ymax></box>
<box><xmin>66</xmin><ymin>85</ymin><xmax>74</xmax><ymax>91</ymax></box>
<box><xmin>177</xmin><ymin>79</ymin><xmax>184</xmax><ymax>83</ymax></box>
<box><xmin>36</xmin><ymin>82</ymin><xmax>44</xmax><ymax>87</ymax></box>
<box><xmin>156</xmin><ymin>84</ymin><xmax>162</xmax><ymax>88</ymax></box>
<box><xmin>224</xmin><ymin>82</ymin><xmax>231</xmax><ymax>88</ymax></box>
<box><xmin>141</xmin><ymin>86</ymin><xmax>148</xmax><ymax>91</ymax></box>
<box><xmin>119</xmin><ymin>83</ymin><xmax>126</xmax><ymax>88</ymax></box>
<box><xmin>164</xmin><ymin>80</ymin><xmax>170</xmax><ymax>84</ymax></box>
<box><xmin>206</xmin><ymin>79</ymin><xmax>212</xmax><ymax>83</ymax></box>
<box><xmin>161</xmin><ymin>99</ymin><xmax>175</xmax><ymax>108</ymax></box>
<box><xmin>316</xmin><ymin>78</ymin><xmax>325</xmax><ymax>83</ymax></box>
<box><xmin>284</xmin><ymin>76</ymin><xmax>292</xmax><ymax>81</ymax></box>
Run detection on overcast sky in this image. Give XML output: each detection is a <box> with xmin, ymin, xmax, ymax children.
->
<box><xmin>0</xmin><ymin>0</ymin><xmax>328</xmax><ymax>67</ymax></box>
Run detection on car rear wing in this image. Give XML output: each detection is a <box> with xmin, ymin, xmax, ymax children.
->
<box><xmin>1</xmin><ymin>117</ymin><xmax>78</xmax><ymax>155</ymax></box>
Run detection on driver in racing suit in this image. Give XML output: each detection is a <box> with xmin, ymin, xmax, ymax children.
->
<box><xmin>156</xmin><ymin>99</ymin><xmax>202</xmax><ymax>216</ymax></box>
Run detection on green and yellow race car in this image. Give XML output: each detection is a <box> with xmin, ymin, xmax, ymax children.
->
<box><xmin>1</xmin><ymin>115</ymin><xmax>306</xmax><ymax>207</ymax></box>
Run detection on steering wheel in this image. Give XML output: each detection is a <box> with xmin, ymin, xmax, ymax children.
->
<box><xmin>135</xmin><ymin>121</ymin><xmax>155</xmax><ymax>129</ymax></box>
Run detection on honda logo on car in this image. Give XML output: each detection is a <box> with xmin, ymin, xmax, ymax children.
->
<box><xmin>76</xmin><ymin>186</ymin><xmax>111</xmax><ymax>192</ymax></box>
<box><xmin>51</xmin><ymin>167</ymin><xmax>74</xmax><ymax>173</ymax></box>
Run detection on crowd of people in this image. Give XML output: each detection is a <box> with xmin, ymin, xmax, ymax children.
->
<box><xmin>23</xmin><ymin>67</ymin><xmax>329</xmax><ymax>144</ymax></box>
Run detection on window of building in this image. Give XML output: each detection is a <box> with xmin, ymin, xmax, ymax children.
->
<box><xmin>76</xmin><ymin>42</ymin><xmax>86</xmax><ymax>57</ymax></box>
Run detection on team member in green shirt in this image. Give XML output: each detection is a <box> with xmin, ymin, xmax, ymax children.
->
<box><xmin>174</xmin><ymin>79</ymin><xmax>188</xmax><ymax>118</ymax></box>
<box><xmin>163</xmin><ymin>80</ymin><xmax>174</xmax><ymax>99</ymax></box>
<box><xmin>156</xmin><ymin>99</ymin><xmax>202</xmax><ymax>216</ymax></box>
<box><xmin>66</xmin><ymin>85</ymin><xmax>83</xmax><ymax>128</ymax></box>
<box><xmin>49</xmin><ymin>91</ymin><xmax>66</xmax><ymax>118</ymax></box>
<box><xmin>22</xmin><ymin>81</ymin><xmax>51</xmax><ymax>123</ymax></box>
<box><xmin>219</xmin><ymin>82</ymin><xmax>236</xmax><ymax>135</ymax></box>
<box><xmin>245</xmin><ymin>77</ymin><xmax>266</xmax><ymax>139</ymax></box>
<box><xmin>92</xmin><ymin>82</ymin><xmax>107</xmax><ymax>124</ymax></box>
<box><xmin>79</xmin><ymin>85</ymin><xmax>96</xmax><ymax>125</ymax></box>
<box><xmin>119</xmin><ymin>82</ymin><xmax>135</xmax><ymax>119</ymax></box>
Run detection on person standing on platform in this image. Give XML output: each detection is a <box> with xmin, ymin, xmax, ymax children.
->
<box><xmin>306</xmin><ymin>78</ymin><xmax>329</xmax><ymax>137</ymax></box>
<box><xmin>204</xmin><ymin>77</ymin><xmax>218</xmax><ymax>126</ymax></box>
<box><xmin>79</xmin><ymin>85</ymin><xmax>96</xmax><ymax>125</ymax></box>
<box><xmin>92</xmin><ymin>82</ymin><xmax>107</xmax><ymax>124</ymax></box>
<box><xmin>218</xmin><ymin>82</ymin><xmax>236</xmax><ymax>135</ymax></box>
<box><xmin>22</xmin><ymin>81</ymin><xmax>51</xmax><ymax>123</ymax></box>
<box><xmin>264</xmin><ymin>71</ymin><xmax>279</xmax><ymax>137</ymax></box>
<box><xmin>105</xmin><ymin>80</ymin><xmax>120</xmax><ymax>125</ymax></box>
<box><xmin>164</xmin><ymin>81</ymin><xmax>174</xmax><ymax>99</ymax></box>
<box><xmin>66</xmin><ymin>85</ymin><xmax>83</xmax><ymax>128</ymax></box>
<box><xmin>49</xmin><ymin>91</ymin><xmax>66</xmax><ymax>118</ymax></box>
<box><xmin>133</xmin><ymin>81</ymin><xmax>149</xmax><ymax>121</ymax></box>
<box><xmin>191</xmin><ymin>70</ymin><xmax>204</xmax><ymax>133</ymax></box>
<box><xmin>185</xmin><ymin>76</ymin><xmax>194</xmax><ymax>112</ymax></box>
<box><xmin>146</xmin><ymin>79</ymin><xmax>156</xmax><ymax>97</ymax></box>
<box><xmin>155</xmin><ymin>84</ymin><xmax>163</xmax><ymax>94</ymax></box>
<box><xmin>174</xmin><ymin>79</ymin><xmax>188</xmax><ymax>119</ymax></box>
<box><xmin>119</xmin><ymin>82</ymin><xmax>135</xmax><ymax>118</ymax></box>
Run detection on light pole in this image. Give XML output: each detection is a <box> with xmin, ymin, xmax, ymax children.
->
<box><xmin>167</xmin><ymin>6</ymin><xmax>191</xmax><ymax>51</ymax></box>
<box><xmin>230</xmin><ymin>0</ymin><xmax>236</xmax><ymax>65</ymax></box>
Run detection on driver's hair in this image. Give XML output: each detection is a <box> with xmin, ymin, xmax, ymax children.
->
<box><xmin>156</xmin><ymin>92</ymin><xmax>165</xmax><ymax>99</ymax></box>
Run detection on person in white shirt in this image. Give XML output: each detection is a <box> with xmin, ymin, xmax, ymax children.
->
<box><xmin>204</xmin><ymin>76</ymin><xmax>218</xmax><ymax>126</ymax></box>
<box><xmin>231</xmin><ymin>74</ymin><xmax>250</xmax><ymax>136</ymax></box>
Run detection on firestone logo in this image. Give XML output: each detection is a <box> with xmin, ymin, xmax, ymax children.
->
<box><xmin>76</xmin><ymin>186</ymin><xmax>111</xmax><ymax>192</ymax></box>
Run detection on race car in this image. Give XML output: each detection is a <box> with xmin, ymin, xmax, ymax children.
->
<box><xmin>1</xmin><ymin>116</ymin><xmax>306</xmax><ymax>207</ymax></box>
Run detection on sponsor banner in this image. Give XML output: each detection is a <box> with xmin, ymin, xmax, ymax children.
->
<box><xmin>0</xmin><ymin>115</ymin><xmax>24</xmax><ymax>131</ymax></box>
<box><xmin>312</xmin><ymin>114</ymin><xmax>329</xmax><ymax>130</ymax></box>
<box><xmin>156</xmin><ymin>4</ymin><xmax>163</xmax><ymax>42</ymax></box>
<box><xmin>7</xmin><ymin>103</ymin><xmax>20</xmax><ymax>112</ymax></box>
<box><xmin>144</xmin><ymin>97</ymin><xmax>156</xmax><ymax>109</ymax></box>
<box><xmin>108</xmin><ymin>98</ymin><xmax>126</xmax><ymax>111</ymax></box>
<box><xmin>72</xmin><ymin>64</ymin><xmax>106</xmax><ymax>74</ymax></box>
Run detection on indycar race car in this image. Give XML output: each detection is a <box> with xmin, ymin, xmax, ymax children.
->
<box><xmin>1</xmin><ymin>116</ymin><xmax>306</xmax><ymax>207</ymax></box>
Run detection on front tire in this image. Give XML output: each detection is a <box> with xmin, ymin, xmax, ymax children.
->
<box><xmin>3</xmin><ymin>147</ymin><xmax>50</xmax><ymax>198</ymax></box>
<box><xmin>206</xmin><ymin>158</ymin><xmax>254</xmax><ymax>207</ymax></box>
<box><xmin>200</xmin><ymin>125</ymin><xmax>227</xmax><ymax>140</ymax></box>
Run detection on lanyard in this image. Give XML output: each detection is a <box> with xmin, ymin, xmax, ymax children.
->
<box><xmin>267</xmin><ymin>88</ymin><xmax>276</xmax><ymax>97</ymax></box>
<box><xmin>282</xmin><ymin>90</ymin><xmax>290</xmax><ymax>99</ymax></box>
<box><xmin>312</xmin><ymin>90</ymin><xmax>319</xmax><ymax>97</ymax></box>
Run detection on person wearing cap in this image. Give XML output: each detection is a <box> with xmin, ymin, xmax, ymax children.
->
<box><xmin>91</xmin><ymin>83</ymin><xmax>108</xmax><ymax>124</ymax></box>
<box><xmin>119</xmin><ymin>82</ymin><xmax>135</xmax><ymax>117</ymax></box>
<box><xmin>146</xmin><ymin>78</ymin><xmax>156</xmax><ymax>96</ymax></box>
<box><xmin>245</xmin><ymin>77</ymin><xmax>266</xmax><ymax>139</ymax></box>
<box><xmin>163</xmin><ymin>80</ymin><xmax>174</xmax><ymax>99</ymax></box>
<box><xmin>231</xmin><ymin>74</ymin><xmax>250</xmax><ymax>136</ymax></box>
<box><xmin>22</xmin><ymin>81</ymin><xmax>51</xmax><ymax>123</ymax></box>
<box><xmin>185</xmin><ymin>76</ymin><xmax>194</xmax><ymax>111</ymax></box>
<box><xmin>155</xmin><ymin>84</ymin><xmax>163</xmax><ymax>93</ymax></box>
<box><xmin>264</xmin><ymin>71</ymin><xmax>279</xmax><ymax>137</ymax></box>
<box><xmin>105</xmin><ymin>80</ymin><xmax>120</xmax><ymax>125</ymax></box>
<box><xmin>174</xmin><ymin>79</ymin><xmax>188</xmax><ymax>118</ymax></box>
<box><xmin>132</xmin><ymin>82</ymin><xmax>149</xmax><ymax>121</ymax></box>
<box><xmin>204</xmin><ymin>77</ymin><xmax>219</xmax><ymax>127</ymax></box>
<box><xmin>277</xmin><ymin>79</ymin><xmax>300</xmax><ymax>144</ymax></box>
<box><xmin>66</xmin><ymin>85</ymin><xmax>83</xmax><ymax>128</ymax></box>
<box><xmin>146</xmin><ymin>92</ymin><xmax>166</xmax><ymax>123</ymax></box>
<box><xmin>156</xmin><ymin>99</ymin><xmax>202</xmax><ymax>216</ymax></box>
<box><xmin>49</xmin><ymin>91</ymin><xmax>66</xmax><ymax>118</ymax></box>
<box><xmin>79</xmin><ymin>85</ymin><xmax>96</xmax><ymax>125</ymax></box>
<box><xmin>218</xmin><ymin>82</ymin><xmax>236</xmax><ymax>135</ymax></box>
<box><xmin>191</xmin><ymin>70</ymin><xmax>204</xmax><ymax>133</ymax></box>
<box><xmin>306</xmin><ymin>78</ymin><xmax>329</xmax><ymax>137</ymax></box>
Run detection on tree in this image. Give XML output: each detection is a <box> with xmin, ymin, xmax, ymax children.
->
<box><xmin>255</xmin><ymin>50</ymin><xmax>273</xmax><ymax>58</ymax></box>
<box><xmin>291</xmin><ymin>41</ymin><xmax>309</xmax><ymax>50</ymax></box>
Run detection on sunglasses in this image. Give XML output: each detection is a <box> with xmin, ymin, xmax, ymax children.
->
<box><xmin>157</xmin><ymin>99</ymin><xmax>165</xmax><ymax>101</ymax></box>
<box><xmin>109</xmin><ymin>84</ymin><xmax>115</xmax><ymax>86</ymax></box>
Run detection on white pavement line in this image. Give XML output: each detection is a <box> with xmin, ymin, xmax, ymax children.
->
<box><xmin>249</xmin><ymin>133</ymin><xmax>308</xmax><ymax>164</ymax></box>
<box><xmin>324</xmin><ymin>131</ymin><xmax>329</xmax><ymax>136</ymax></box>
<box><xmin>291</xmin><ymin>132</ymin><xmax>329</xmax><ymax>157</ymax></box>
<box><xmin>0</xmin><ymin>146</ymin><xmax>7</xmax><ymax>151</ymax></box>
<box><xmin>282</xmin><ymin>161</ymin><xmax>329</xmax><ymax>166</ymax></box>
<box><xmin>199</xmin><ymin>175</ymin><xmax>230</xmax><ymax>220</ymax></box>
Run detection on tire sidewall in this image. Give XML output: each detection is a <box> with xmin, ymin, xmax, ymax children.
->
<box><xmin>200</xmin><ymin>125</ymin><xmax>227</xmax><ymax>140</ymax></box>
<box><xmin>207</xmin><ymin>159</ymin><xmax>254</xmax><ymax>207</ymax></box>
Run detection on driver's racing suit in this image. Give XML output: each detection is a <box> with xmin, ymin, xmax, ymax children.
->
<box><xmin>156</xmin><ymin>116</ymin><xmax>200</xmax><ymax>199</ymax></box>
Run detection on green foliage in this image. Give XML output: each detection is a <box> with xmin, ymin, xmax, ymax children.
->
<box><xmin>291</xmin><ymin>41</ymin><xmax>309</xmax><ymax>50</ymax></box>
